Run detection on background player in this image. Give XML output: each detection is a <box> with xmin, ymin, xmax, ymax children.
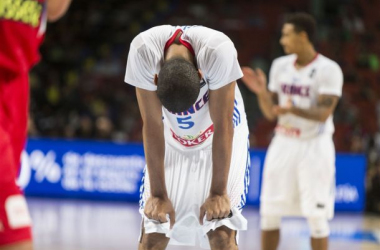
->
<box><xmin>241</xmin><ymin>13</ymin><xmax>343</xmax><ymax>250</ymax></box>
<box><xmin>0</xmin><ymin>1</ymin><xmax>72</xmax><ymax>250</ymax></box>
<box><xmin>125</xmin><ymin>25</ymin><xmax>250</xmax><ymax>250</ymax></box>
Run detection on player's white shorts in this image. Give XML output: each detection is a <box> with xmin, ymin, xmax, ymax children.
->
<box><xmin>260</xmin><ymin>133</ymin><xmax>335</xmax><ymax>219</ymax></box>
<box><xmin>139</xmin><ymin>128</ymin><xmax>250</xmax><ymax>249</ymax></box>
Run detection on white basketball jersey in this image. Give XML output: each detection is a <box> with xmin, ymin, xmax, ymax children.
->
<box><xmin>268</xmin><ymin>54</ymin><xmax>343</xmax><ymax>139</ymax></box>
<box><xmin>125</xmin><ymin>25</ymin><xmax>248</xmax><ymax>150</ymax></box>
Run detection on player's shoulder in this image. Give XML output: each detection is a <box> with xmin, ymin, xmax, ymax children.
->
<box><xmin>316</xmin><ymin>54</ymin><xmax>339</xmax><ymax>66</ymax></box>
<box><xmin>272</xmin><ymin>54</ymin><xmax>296</xmax><ymax>68</ymax></box>
<box><xmin>316</xmin><ymin>54</ymin><xmax>342</xmax><ymax>73</ymax></box>
<box><xmin>130</xmin><ymin>25</ymin><xmax>173</xmax><ymax>49</ymax></box>
<box><xmin>186</xmin><ymin>25</ymin><xmax>232</xmax><ymax>49</ymax></box>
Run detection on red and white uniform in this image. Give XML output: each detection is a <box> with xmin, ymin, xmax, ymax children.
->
<box><xmin>260</xmin><ymin>54</ymin><xmax>343</xmax><ymax>219</ymax></box>
<box><xmin>125</xmin><ymin>25</ymin><xmax>250</xmax><ymax>249</ymax></box>
<box><xmin>0</xmin><ymin>0</ymin><xmax>46</xmax><ymax>245</ymax></box>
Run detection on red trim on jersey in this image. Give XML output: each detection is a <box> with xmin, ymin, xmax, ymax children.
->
<box><xmin>179</xmin><ymin>36</ymin><xmax>195</xmax><ymax>56</ymax></box>
<box><xmin>164</xmin><ymin>29</ymin><xmax>195</xmax><ymax>56</ymax></box>
<box><xmin>293</xmin><ymin>53</ymin><xmax>319</xmax><ymax>68</ymax></box>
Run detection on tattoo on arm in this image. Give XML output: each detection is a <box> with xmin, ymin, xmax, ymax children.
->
<box><xmin>317</xmin><ymin>96</ymin><xmax>335</xmax><ymax>108</ymax></box>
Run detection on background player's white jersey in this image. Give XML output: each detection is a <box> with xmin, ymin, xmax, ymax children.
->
<box><xmin>268</xmin><ymin>54</ymin><xmax>343</xmax><ymax>139</ymax></box>
<box><xmin>125</xmin><ymin>25</ymin><xmax>248</xmax><ymax>150</ymax></box>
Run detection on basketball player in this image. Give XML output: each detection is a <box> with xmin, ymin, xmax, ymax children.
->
<box><xmin>0</xmin><ymin>1</ymin><xmax>72</xmax><ymax>249</ymax></box>
<box><xmin>241</xmin><ymin>13</ymin><xmax>343</xmax><ymax>250</ymax></box>
<box><xmin>125</xmin><ymin>25</ymin><xmax>250</xmax><ymax>250</ymax></box>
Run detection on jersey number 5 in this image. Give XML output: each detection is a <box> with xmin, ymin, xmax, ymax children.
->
<box><xmin>177</xmin><ymin>116</ymin><xmax>194</xmax><ymax>129</ymax></box>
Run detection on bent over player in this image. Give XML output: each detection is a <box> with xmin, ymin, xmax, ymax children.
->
<box><xmin>0</xmin><ymin>1</ymin><xmax>72</xmax><ymax>250</ymax></box>
<box><xmin>241</xmin><ymin>13</ymin><xmax>343</xmax><ymax>250</ymax></box>
<box><xmin>125</xmin><ymin>25</ymin><xmax>250</xmax><ymax>250</ymax></box>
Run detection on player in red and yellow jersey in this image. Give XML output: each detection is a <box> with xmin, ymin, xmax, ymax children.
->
<box><xmin>0</xmin><ymin>1</ymin><xmax>72</xmax><ymax>249</ymax></box>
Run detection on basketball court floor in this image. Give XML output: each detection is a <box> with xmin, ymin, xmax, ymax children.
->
<box><xmin>28</xmin><ymin>198</ymin><xmax>380</xmax><ymax>250</ymax></box>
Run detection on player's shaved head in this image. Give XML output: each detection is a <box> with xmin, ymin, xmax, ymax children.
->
<box><xmin>284</xmin><ymin>12</ymin><xmax>317</xmax><ymax>44</ymax></box>
<box><xmin>157</xmin><ymin>57</ymin><xmax>200</xmax><ymax>113</ymax></box>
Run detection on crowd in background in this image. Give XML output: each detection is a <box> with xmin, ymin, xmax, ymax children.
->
<box><xmin>29</xmin><ymin>0</ymin><xmax>380</xmax><ymax>212</ymax></box>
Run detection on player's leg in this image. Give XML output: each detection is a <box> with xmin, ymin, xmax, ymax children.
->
<box><xmin>308</xmin><ymin>218</ymin><xmax>329</xmax><ymax>250</ymax></box>
<box><xmin>261</xmin><ymin>216</ymin><xmax>281</xmax><ymax>250</ymax></box>
<box><xmin>138</xmin><ymin>226</ymin><xmax>169</xmax><ymax>250</ymax></box>
<box><xmin>0</xmin><ymin>241</ymin><xmax>33</xmax><ymax>250</ymax></box>
<box><xmin>298</xmin><ymin>135</ymin><xmax>335</xmax><ymax>250</ymax></box>
<box><xmin>138</xmin><ymin>143</ymin><xmax>202</xmax><ymax>248</ymax></box>
<box><xmin>0</xmin><ymin>74</ymin><xmax>32</xmax><ymax>250</ymax></box>
<box><xmin>0</xmin><ymin>130</ymin><xmax>32</xmax><ymax>249</ymax></box>
<box><xmin>208</xmin><ymin>226</ymin><xmax>237</xmax><ymax>250</ymax></box>
<box><xmin>260</xmin><ymin>135</ymin><xmax>299</xmax><ymax>250</ymax></box>
<box><xmin>201</xmin><ymin>130</ymin><xmax>250</xmax><ymax>249</ymax></box>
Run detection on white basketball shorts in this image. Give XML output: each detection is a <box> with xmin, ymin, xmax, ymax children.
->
<box><xmin>260</xmin><ymin>134</ymin><xmax>335</xmax><ymax>219</ymax></box>
<box><xmin>139</xmin><ymin>128</ymin><xmax>250</xmax><ymax>249</ymax></box>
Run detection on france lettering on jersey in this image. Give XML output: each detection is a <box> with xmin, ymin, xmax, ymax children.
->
<box><xmin>268</xmin><ymin>54</ymin><xmax>343</xmax><ymax>139</ymax></box>
<box><xmin>125</xmin><ymin>25</ymin><xmax>248</xmax><ymax>150</ymax></box>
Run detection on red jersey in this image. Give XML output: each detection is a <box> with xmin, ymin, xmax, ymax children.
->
<box><xmin>0</xmin><ymin>0</ymin><xmax>46</xmax><ymax>74</ymax></box>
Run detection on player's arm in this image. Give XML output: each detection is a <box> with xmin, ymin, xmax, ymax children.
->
<box><xmin>282</xmin><ymin>94</ymin><xmax>339</xmax><ymax>122</ymax></box>
<box><xmin>47</xmin><ymin>0</ymin><xmax>72</xmax><ymax>22</ymax></box>
<box><xmin>199</xmin><ymin>81</ymin><xmax>235</xmax><ymax>223</ymax></box>
<box><xmin>241</xmin><ymin>67</ymin><xmax>278</xmax><ymax>121</ymax></box>
<box><xmin>258</xmin><ymin>91</ymin><xmax>278</xmax><ymax>121</ymax></box>
<box><xmin>283</xmin><ymin>63</ymin><xmax>343</xmax><ymax>122</ymax></box>
<box><xmin>136</xmin><ymin>87</ymin><xmax>175</xmax><ymax>228</ymax></box>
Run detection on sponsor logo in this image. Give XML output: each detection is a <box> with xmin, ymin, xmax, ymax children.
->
<box><xmin>275</xmin><ymin>125</ymin><xmax>301</xmax><ymax>137</ymax></box>
<box><xmin>5</xmin><ymin>195</ymin><xmax>32</xmax><ymax>229</ymax></box>
<box><xmin>19</xmin><ymin>149</ymin><xmax>145</xmax><ymax>194</ymax></box>
<box><xmin>171</xmin><ymin>124</ymin><xmax>214</xmax><ymax>147</ymax></box>
<box><xmin>200</xmin><ymin>78</ymin><xmax>206</xmax><ymax>88</ymax></box>
<box><xmin>335</xmin><ymin>184</ymin><xmax>359</xmax><ymax>203</ymax></box>
<box><xmin>316</xmin><ymin>203</ymin><xmax>325</xmax><ymax>209</ymax></box>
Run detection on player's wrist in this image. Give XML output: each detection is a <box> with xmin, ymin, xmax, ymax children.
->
<box><xmin>257</xmin><ymin>88</ymin><xmax>269</xmax><ymax>98</ymax></box>
<box><xmin>209</xmin><ymin>189</ymin><xmax>227</xmax><ymax>196</ymax></box>
<box><xmin>150</xmin><ymin>192</ymin><xmax>169</xmax><ymax>200</ymax></box>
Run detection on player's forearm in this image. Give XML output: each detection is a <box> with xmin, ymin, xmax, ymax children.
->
<box><xmin>142</xmin><ymin>123</ymin><xmax>167</xmax><ymax>198</ymax></box>
<box><xmin>289</xmin><ymin>106</ymin><xmax>330</xmax><ymax>122</ymax></box>
<box><xmin>210</xmin><ymin>124</ymin><xmax>234</xmax><ymax>195</ymax></box>
<box><xmin>47</xmin><ymin>0</ymin><xmax>72</xmax><ymax>22</ymax></box>
<box><xmin>257</xmin><ymin>91</ymin><xmax>277</xmax><ymax>121</ymax></box>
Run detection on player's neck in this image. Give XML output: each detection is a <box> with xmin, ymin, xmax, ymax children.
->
<box><xmin>165</xmin><ymin>44</ymin><xmax>194</xmax><ymax>64</ymax></box>
<box><xmin>295</xmin><ymin>47</ymin><xmax>317</xmax><ymax>68</ymax></box>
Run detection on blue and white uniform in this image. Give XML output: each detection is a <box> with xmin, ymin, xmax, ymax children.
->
<box><xmin>261</xmin><ymin>54</ymin><xmax>343</xmax><ymax>219</ymax></box>
<box><xmin>125</xmin><ymin>25</ymin><xmax>250</xmax><ymax>249</ymax></box>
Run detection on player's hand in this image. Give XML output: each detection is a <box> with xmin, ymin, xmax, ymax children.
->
<box><xmin>199</xmin><ymin>193</ymin><xmax>231</xmax><ymax>225</ymax></box>
<box><xmin>144</xmin><ymin>196</ymin><xmax>176</xmax><ymax>229</ymax></box>
<box><xmin>273</xmin><ymin>97</ymin><xmax>293</xmax><ymax>115</ymax></box>
<box><xmin>241</xmin><ymin>67</ymin><xmax>267</xmax><ymax>95</ymax></box>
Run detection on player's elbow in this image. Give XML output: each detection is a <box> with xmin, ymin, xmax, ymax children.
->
<box><xmin>47</xmin><ymin>10</ymin><xmax>66</xmax><ymax>22</ymax></box>
<box><xmin>318</xmin><ymin>113</ymin><xmax>330</xmax><ymax>122</ymax></box>
<box><xmin>263</xmin><ymin>112</ymin><xmax>277</xmax><ymax>122</ymax></box>
<box><xmin>47</xmin><ymin>0</ymin><xmax>71</xmax><ymax>22</ymax></box>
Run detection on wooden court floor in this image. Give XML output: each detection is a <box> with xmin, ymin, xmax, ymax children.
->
<box><xmin>27</xmin><ymin>198</ymin><xmax>380</xmax><ymax>250</ymax></box>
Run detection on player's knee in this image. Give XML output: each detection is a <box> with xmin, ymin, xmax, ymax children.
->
<box><xmin>208</xmin><ymin>226</ymin><xmax>236</xmax><ymax>249</ymax></box>
<box><xmin>261</xmin><ymin>216</ymin><xmax>281</xmax><ymax>231</ymax></box>
<box><xmin>140</xmin><ymin>232</ymin><xmax>169</xmax><ymax>250</ymax></box>
<box><xmin>307</xmin><ymin>217</ymin><xmax>329</xmax><ymax>238</ymax></box>
<box><xmin>0</xmin><ymin>240</ymin><xmax>33</xmax><ymax>250</ymax></box>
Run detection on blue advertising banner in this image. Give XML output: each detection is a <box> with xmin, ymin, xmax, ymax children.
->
<box><xmin>20</xmin><ymin>139</ymin><xmax>366</xmax><ymax>211</ymax></box>
<box><xmin>19</xmin><ymin>139</ymin><xmax>145</xmax><ymax>201</ymax></box>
